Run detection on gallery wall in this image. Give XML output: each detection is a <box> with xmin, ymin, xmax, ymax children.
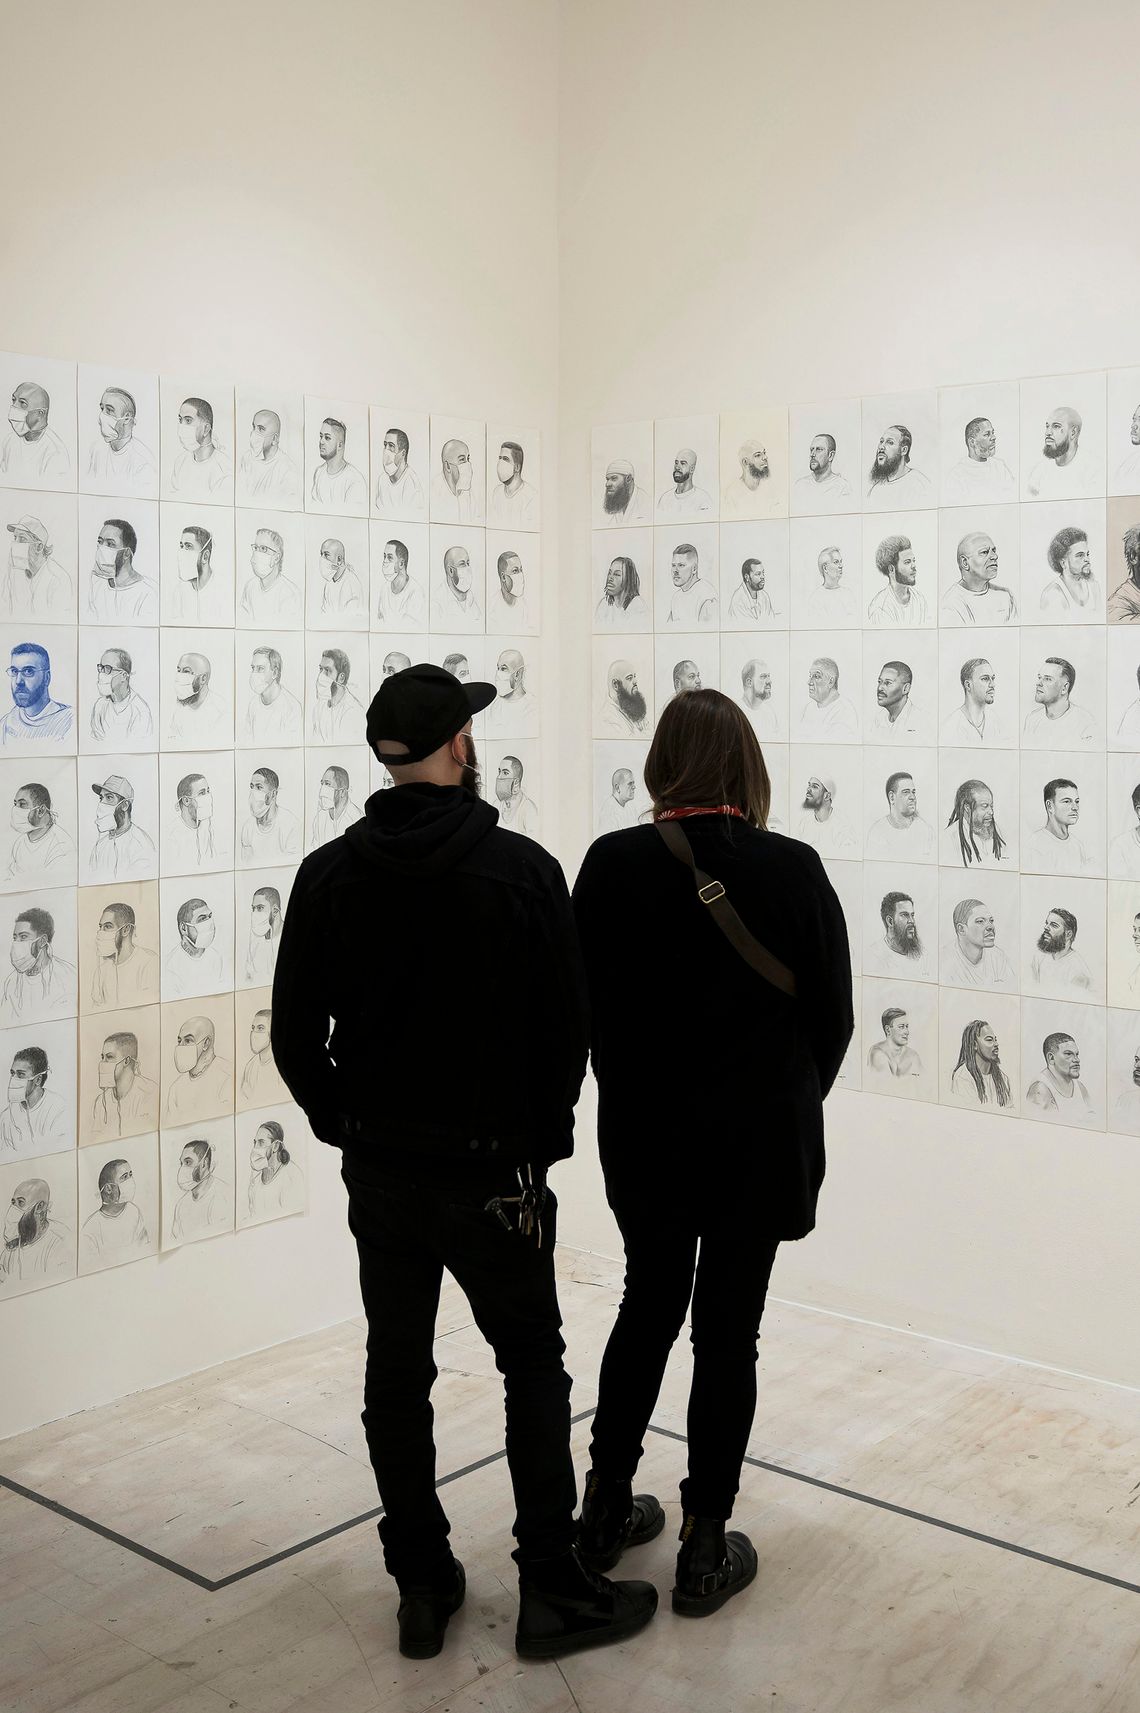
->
<box><xmin>0</xmin><ymin>0</ymin><xmax>560</xmax><ymax>1437</ymax></box>
<box><xmin>555</xmin><ymin>0</ymin><xmax>1140</xmax><ymax>1386</ymax></box>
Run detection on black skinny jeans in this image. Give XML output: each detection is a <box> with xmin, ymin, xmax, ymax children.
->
<box><xmin>589</xmin><ymin>1170</ymin><xmax>781</xmax><ymax>1520</ymax></box>
<box><xmin>341</xmin><ymin>1157</ymin><xmax>576</xmax><ymax>1583</ymax></box>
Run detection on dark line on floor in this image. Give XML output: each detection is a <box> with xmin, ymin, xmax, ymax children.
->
<box><xmin>0</xmin><ymin>1409</ymin><xmax>597</xmax><ymax>1593</ymax></box>
<box><xmin>647</xmin><ymin>1424</ymin><xmax>1140</xmax><ymax>1598</ymax></box>
<box><xmin>4</xmin><ymin>1409</ymin><xmax>1136</xmax><ymax>1599</ymax></box>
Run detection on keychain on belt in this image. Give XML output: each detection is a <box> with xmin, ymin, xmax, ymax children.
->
<box><xmin>485</xmin><ymin>1163</ymin><xmax>546</xmax><ymax>1248</ymax></box>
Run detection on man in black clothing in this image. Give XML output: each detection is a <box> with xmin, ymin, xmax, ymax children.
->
<box><xmin>272</xmin><ymin>663</ymin><xmax>656</xmax><ymax>1661</ymax></box>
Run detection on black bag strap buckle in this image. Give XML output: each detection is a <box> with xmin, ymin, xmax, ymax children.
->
<box><xmin>655</xmin><ymin>819</ymin><xmax>797</xmax><ymax>998</ymax></box>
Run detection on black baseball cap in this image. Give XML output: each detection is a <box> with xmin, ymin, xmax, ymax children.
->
<box><xmin>366</xmin><ymin>662</ymin><xmax>496</xmax><ymax>766</ymax></box>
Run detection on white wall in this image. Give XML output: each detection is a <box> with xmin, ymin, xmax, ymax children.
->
<box><xmin>553</xmin><ymin>0</ymin><xmax>1140</xmax><ymax>1387</ymax></box>
<box><xmin>0</xmin><ymin>0</ymin><xmax>560</xmax><ymax>1437</ymax></box>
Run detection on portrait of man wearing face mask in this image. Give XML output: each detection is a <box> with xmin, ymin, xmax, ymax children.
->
<box><xmin>488</xmin><ymin>549</ymin><xmax>533</xmax><ymax>632</ymax></box>
<box><xmin>240</xmin><ymin>1008</ymin><xmax>287</xmax><ymax>1104</ymax></box>
<box><xmin>488</xmin><ymin>440</ymin><xmax>538</xmax><ymax>529</ymax></box>
<box><xmin>2</xmin><ymin>514</ymin><xmax>74</xmax><ymax>618</ymax></box>
<box><xmin>87</xmin><ymin>517</ymin><xmax>158</xmax><ymax>624</ymax></box>
<box><xmin>238</xmin><ymin>409</ymin><xmax>300</xmax><ymax>506</ymax></box>
<box><xmin>240</xmin><ymin>527</ymin><xmax>302</xmax><ymax>623</ymax></box>
<box><xmin>246</xmin><ymin>1119</ymin><xmax>305</xmax><ymax>1222</ymax></box>
<box><xmin>169</xmin><ymin>396</ymin><xmax>231</xmax><ymax>499</ymax></box>
<box><xmin>316</xmin><ymin>537</ymin><xmax>365</xmax><ymax>618</ymax></box>
<box><xmin>245</xmin><ymin>886</ymin><xmax>283</xmax><ymax>984</ymax></box>
<box><xmin>310</xmin><ymin>647</ymin><xmax>364</xmax><ymax>744</ymax></box>
<box><xmin>374</xmin><ymin>425</ymin><xmax>426</xmax><ymax>518</ymax></box>
<box><xmin>164</xmin><ymin>897</ymin><xmax>226</xmax><ymax>996</ymax></box>
<box><xmin>311</xmin><ymin>417</ymin><xmax>367</xmax><ymax>512</ymax></box>
<box><xmin>167</xmin><ymin>650</ymin><xmax>230</xmax><ymax>747</ymax></box>
<box><xmin>165</xmin><ymin>1015</ymin><xmax>234</xmax><ymax>1123</ymax></box>
<box><xmin>0</xmin><ymin>906</ymin><xmax>75</xmax><ymax>1025</ymax></box>
<box><xmin>81</xmin><ymin>1157</ymin><xmax>150</xmax><ymax>1267</ymax></box>
<box><xmin>486</xmin><ymin>648</ymin><xmax>538</xmax><ymax>736</ymax></box>
<box><xmin>375</xmin><ymin>536</ymin><xmax>426</xmax><ymax>628</ymax></box>
<box><xmin>0</xmin><ymin>642</ymin><xmax>73</xmax><ymax>746</ymax></box>
<box><xmin>439</xmin><ymin>543</ymin><xmax>482</xmax><ymax>631</ymax></box>
<box><xmin>240</xmin><ymin>767</ymin><xmax>301</xmax><ymax>866</ymax></box>
<box><xmin>91</xmin><ymin>1030</ymin><xmax>159</xmax><ymax>1142</ymax></box>
<box><xmin>170</xmin><ymin>1139</ymin><xmax>231</xmax><ymax>1241</ymax></box>
<box><xmin>85</xmin><ymin>386</ymin><xmax>156</xmax><ymax>493</ymax></box>
<box><xmin>433</xmin><ymin>436</ymin><xmax>479</xmax><ymax>524</ymax></box>
<box><xmin>310</xmin><ymin>764</ymin><xmax>363</xmax><ymax>849</ymax></box>
<box><xmin>5</xmin><ymin>782</ymin><xmax>76</xmax><ymax>882</ymax></box>
<box><xmin>0</xmin><ymin>1047</ymin><xmax>70</xmax><ymax>1156</ymax></box>
<box><xmin>1</xmin><ymin>1175</ymin><xmax>71</xmax><ymax>1286</ymax></box>
<box><xmin>92</xmin><ymin>901</ymin><xmax>159</xmax><ymax>1009</ymax></box>
<box><xmin>493</xmin><ymin>753</ymin><xmax>538</xmax><ymax>836</ymax></box>
<box><xmin>169</xmin><ymin>525</ymin><xmax>224</xmax><ymax>625</ymax></box>
<box><xmin>170</xmin><ymin>771</ymin><xmax>217</xmax><ymax>869</ymax></box>
<box><xmin>90</xmin><ymin>646</ymin><xmax>153</xmax><ymax>745</ymax></box>
<box><xmin>244</xmin><ymin>645</ymin><xmax>303</xmax><ymax>745</ymax></box>
<box><xmin>89</xmin><ymin>774</ymin><xmax>155</xmax><ymax>881</ymax></box>
<box><xmin>0</xmin><ymin>381</ymin><xmax>71</xmax><ymax>485</ymax></box>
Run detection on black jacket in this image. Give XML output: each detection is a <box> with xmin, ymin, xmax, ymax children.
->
<box><xmin>271</xmin><ymin>784</ymin><xmax>589</xmax><ymax>1168</ymax></box>
<box><xmin>571</xmin><ymin>819</ymin><xmax>853</xmax><ymax>1240</ymax></box>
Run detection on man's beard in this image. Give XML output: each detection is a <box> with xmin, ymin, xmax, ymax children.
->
<box><xmin>891</xmin><ymin>923</ymin><xmax>922</xmax><ymax>959</ymax></box>
<box><xmin>615</xmin><ymin>685</ymin><xmax>647</xmax><ymax>726</ymax></box>
<box><xmin>603</xmin><ymin>476</ymin><xmax>634</xmax><ymax>515</ymax></box>
<box><xmin>1043</xmin><ymin>437</ymin><xmax>1068</xmax><ymax>461</ymax></box>
<box><xmin>745</xmin><ymin>460</ymin><xmax>768</xmax><ymax>482</ymax></box>
<box><xmin>801</xmin><ymin>793</ymin><xmax>821</xmax><ymax>811</ymax></box>
<box><xmin>461</xmin><ymin>738</ymin><xmax>482</xmax><ymax>796</ymax></box>
<box><xmin>869</xmin><ymin>445</ymin><xmax>903</xmax><ymax>486</ymax></box>
<box><xmin>1037</xmin><ymin>928</ymin><xmax>1064</xmax><ymax>954</ymax></box>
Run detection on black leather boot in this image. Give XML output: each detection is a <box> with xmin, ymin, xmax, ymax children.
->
<box><xmin>515</xmin><ymin>1545</ymin><xmax>658</xmax><ymax>1659</ymax></box>
<box><xmin>671</xmin><ymin>1515</ymin><xmax>757</xmax><ymax>1617</ymax></box>
<box><xmin>576</xmin><ymin>1470</ymin><xmax>666</xmax><ymax>1572</ymax></box>
<box><xmin>397</xmin><ymin>1556</ymin><xmax>466</xmax><ymax>1658</ymax></box>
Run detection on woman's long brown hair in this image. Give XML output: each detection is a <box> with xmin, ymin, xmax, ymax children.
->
<box><xmin>644</xmin><ymin>688</ymin><xmax>771</xmax><ymax>828</ymax></box>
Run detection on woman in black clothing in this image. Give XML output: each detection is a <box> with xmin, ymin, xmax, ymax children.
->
<box><xmin>572</xmin><ymin>689</ymin><xmax>853</xmax><ymax>1616</ymax></box>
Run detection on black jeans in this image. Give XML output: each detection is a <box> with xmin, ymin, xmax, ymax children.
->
<box><xmin>341</xmin><ymin>1156</ymin><xmax>576</xmax><ymax>1583</ymax></box>
<box><xmin>589</xmin><ymin>1170</ymin><xmax>781</xmax><ymax>1520</ymax></box>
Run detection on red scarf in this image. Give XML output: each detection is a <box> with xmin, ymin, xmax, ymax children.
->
<box><xmin>655</xmin><ymin>805</ymin><xmax>746</xmax><ymax>821</ymax></box>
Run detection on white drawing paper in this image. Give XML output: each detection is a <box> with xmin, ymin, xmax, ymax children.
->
<box><xmin>940</xmin><ymin>987</ymin><xmax>1020</xmax><ymax>1117</ymax></box>
<box><xmin>719</xmin><ymin>520</ymin><xmax>789</xmax><ymax>630</ymax></box>
<box><xmin>653</xmin><ymin>414</ymin><xmax>719</xmax><ymax>525</ymax></box>
<box><xmin>0</xmin><ymin>352</ymin><xmax>77</xmax><ymax>495</ymax></box>
<box><xmin>862</xmin><ymin>862</ymin><xmax>939</xmax><ymax>984</ymax></box>
<box><xmin>1018</xmin><ymin>874</ymin><xmax>1106</xmax><ymax>1006</ymax></box>
<box><xmin>159</xmin><ymin>502</ymin><xmax>236</xmax><ymax>628</ymax></box>
<box><xmin>79</xmin><ymin>625</ymin><xmax>159</xmax><ymax>756</ymax></box>
<box><xmin>937</xmin><ymin>627</ymin><xmax>1020</xmax><ymax>749</ymax></box>
<box><xmin>78</xmin><ymin>880</ymin><xmax>161</xmax><ymax>1015</ymax></box>
<box><xmin>428</xmin><ymin>525</ymin><xmax>485</xmax><ymax>634</ymax></box>
<box><xmin>591</xmin><ymin>421</ymin><xmax>654</xmax><ymax>529</ymax></box>
<box><xmin>484</xmin><ymin>740</ymin><xmax>541</xmax><ymax>839</ymax></box>
<box><xmin>236</xmin><ymin>866</ymin><xmax>294</xmax><ymax>992</ymax></box>
<box><xmin>234</xmin><ymin>749</ymin><xmax>303</xmax><ymax>870</ymax></box>
<box><xmin>1019</xmin><ymin>499</ymin><xmax>1106</xmax><ymax>624</ymax></box>
<box><xmin>370</xmin><ymin>406</ymin><xmax>430</xmax><ymax>524</ymax></box>
<box><xmin>938</xmin><ymin>867</ymin><xmax>1020</xmax><ymax>994</ymax></box>
<box><xmin>77</xmin><ymin>1132</ymin><xmax>160</xmax><ymax>1274</ymax></box>
<box><xmin>304</xmin><ymin>396</ymin><xmax>369</xmax><ymax>519</ymax></box>
<box><xmin>861</xmin><ymin>510</ymin><xmax>938</xmax><ymax>628</ymax></box>
<box><xmin>861</xmin><ymin>747</ymin><xmax>938</xmax><ymax>865</ymax></box>
<box><xmin>1020</xmin><ymin>996</ymin><xmax>1105</xmax><ymax>1127</ymax></box>
<box><xmin>305</xmin><ymin>746</ymin><xmax>366</xmax><ymax>853</ymax></box>
<box><xmin>234</xmin><ymin>385</ymin><xmax>305</xmax><ymax>512</ymax></box>
<box><xmin>936</xmin><ymin>504</ymin><xmax>1020</xmax><ymax>626</ymax></box>
<box><xmin>718</xmin><ymin>408</ymin><xmax>789</xmax><ymax>520</ymax></box>
<box><xmin>592</xmin><ymin>635</ymin><xmax>653</xmax><ymax>740</ymax></box>
<box><xmin>938</xmin><ymin>380</ymin><xmax>1020</xmax><ymax>507</ymax></box>
<box><xmin>486</xmin><ymin>532</ymin><xmax>540</xmax><ymax>636</ymax></box>
<box><xmin>861</xmin><ymin>391</ymin><xmax>939</xmax><ymax>511</ymax></box>
<box><xmin>160</xmin><ymin>626</ymin><xmax>235</xmax><ymax>753</ymax></box>
<box><xmin>305</xmin><ymin>632</ymin><xmax>367</xmax><ymax>746</ymax></box>
<box><xmin>790</xmin><ymin>744</ymin><xmax>862</xmax><ymax>860</ymax></box>
<box><xmin>79</xmin><ymin>495</ymin><xmax>160</xmax><ymax>626</ymax></box>
<box><xmin>861</xmin><ymin>977</ymin><xmax>938</xmax><ymax>1103</ymax></box>
<box><xmin>80</xmin><ymin>753</ymin><xmax>159</xmax><ymax>886</ymax></box>
<box><xmin>304</xmin><ymin>515</ymin><xmax>369</xmax><ymax>632</ymax></box>
<box><xmin>653</xmin><ymin>632</ymin><xmax>720</xmax><ymax>715</ymax></box>
<box><xmin>79</xmin><ymin>1003</ymin><xmax>161</xmax><ymax>1148</ymax></box>
<box><xmin>654</xmin><ymin>523</ymin><xmax>719</xmax><ymax>628</ymax></box>
<box><xmin>159</xmin><ymin>874</ymin><xmax>236</xmax><ymax>1003</ymax></box>
<box><xmin>0</xmin><ymin>488</ymin><xmax>78</xmax><ymax>623</ymax></box>
<box><xmin>1018</xmin><ymin>753</ymin><xmax>1105</xmax><ymax>879</ymax></box>
<box><xmin>0</xmin><ymin>1149</ymin><xmax>77</xmax><ymax>1298</ymax></box>
<box><xmin>0</xmin><ymin>885</ymin><xmax>77</xmax><ymax>1027</ymax></box>
<box><xmin>721</xmin><ymin>631</ymin><xmax>789</xmax><ymax>745</ymax></box>
<box><xmin>160</xmin><ymin>1115</ymin><xmax>235</xmax><ymax>1251</ymax></box>
<box><xmin>158</xmin><ymin>750</ymin><xmax>237</xmax><ymax>879</ymax></box>
<box><xmin>788</xmin><ymin>632</ymin><xmax>862</xmax><ymax>746</ymax></box>
<box><xmin>938</xmin><ymin>747</ymin><xmax>1019</xmax><ymax>873</ymax></box>
<box><xmin>78</xmin><ymin>364</ymin><xmax>159</xmax><ymax>501</ymax></box>
<box><xmin>160</xmin><ymin>377</ymin><xmax>235</xmax><ymax>507</ymax></box>
<box><xmin>370</xmin><ymin>522</ymin><xmax>429</xmax><ymax>634</ymax></box>
<box><xmin>1020</xmin><ymin>372</ymin><xmax>1107</xmax><ymax>503</ymax></box>
<box><xmin>789</xmin><ymin>513</ymin><xmax>862</xmax><ymax>630</ymax></box>
<box><xmin>235</xmin><ymin>508</ymin><xmax>306</xmax><ymax>630</ymax></box>
<box><xmin>236</xmin><ymin>1102</ymin><xmax>309</xmax><ymax>1228</ymax></box>
<box><xmin>486</xmin><ymin>425</ymin><xmax>541</xmax><ymax>532</ymax></box>
<box><xmin>788</xmin><ymin>398</ymin><xmax>862</xmax><ymax>517</ymax></box>
<box><xmin>239</xmin><ymin>630</ymin><xmax>304</xmax><ymax>748</ymax></box>
<box><xmin>0</xmin><ymin>757</ymin><xmax>78</xmax><ymax>894</ymax></box>
<box><xmin>1019</xmin><ymin>628</ymin><xmax>1105</xmax><ymax>752</ymax></box>
<box><xmin>430</xmin><ymin>415</ymin><xmax>486</xmax><ymax>528</ymax></box>
<box><xmin>591</xmin><ymin>528</ymin><xmax>653</xmax><ymax>632</ymax></box>
<box><xmin>592</xmin><ymin>741</ymin><xmax>651</xmax><ymax>837</ymax></box>
<box><xmin>862</xmin><ymin>632</ymin><xmax>938</xmax><ymax>749</ymax></box>
<box><xmin>0</xmin><ymin>1016</ymin><xmax>77</xmax><ymax>1161</ymax></box>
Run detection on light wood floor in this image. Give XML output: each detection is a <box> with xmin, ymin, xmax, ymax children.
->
<box><xmin>2</xmin><ymin>1247</ymin><xmax>1138</xmax><ymax>1713</ymax></box>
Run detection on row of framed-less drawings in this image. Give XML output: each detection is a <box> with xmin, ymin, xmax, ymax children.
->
<box><xmin>1</xmin><ymin>350</ymin><xmax>541</xmax><ymax>528</ymax></box>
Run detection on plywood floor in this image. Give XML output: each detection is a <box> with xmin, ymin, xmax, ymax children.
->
<box><xmin>2</xmin><ymin>1248</ymin><xmax>1138</xmax><ymax>1713</ymax></box>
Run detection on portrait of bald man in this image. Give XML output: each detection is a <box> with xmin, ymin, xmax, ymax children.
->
<box><xmin>433</xmin><ymin>540</ymin><xmax>483</xmax><ymax>631</ymax></box>
<box><xmin>722</xmin><ymin>435</ymin><xmax>784</xmax><ymax>519</ymax></box>
<box><xmin>164</xmin><ymin>1012</ymin><xmax>234</xmax><ymax>1124</ymax></box>
<box><xmin>657</xmin><ymin>445</ymin><xmax>715</xmax><ymax>519</ymax></box>
<box><xmin>1</xmin><ymin>376</ymin><xmax>72</xmax><ymax>487</ymax></box>
<box><xmin>596</xmin><ymin>765</ymin><xmax>639</xmax><ymax>834</ymax></box>
<box><xmin>793</xmin><ymin>432</ymin><xmax>854</xmax><ymax>511</ymax></box>
<box><xmin>431</xmin><ymin>420</ymin><xmax>485</xmax><ymax>525</ymax></box>
<box><xmin>941</xmin><ymin>529</ymin><xmax>1018</xmax><ymax>624</ymax></box>
<box><xmin>166</xmin><ymin>646</ymin><xmax>232</xmax><ymax>747</ymax></box>
<box><xmin>486</xmin><ymin>647</ymin><xmax>539</xmax><ymax>735</ymax></box>
<box><xmin>1025</xmin><ymin>400</ymin><xmax>1106</xmax><ymax>500</ymax></box>
<box><xmin>80</xmin><ymin>376</ymin><xmax>157</xmax><ymax>496</ymax></box>
<box><xmin>238</xmin><ymin>406</ymin><xmax>301</xmax><ymax>507</ymax></box>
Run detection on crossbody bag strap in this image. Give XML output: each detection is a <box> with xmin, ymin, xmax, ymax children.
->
<box><xmin>655</xmin><ymin>818</ymin><xmax>797</xmax><ymax>998</ymax></box>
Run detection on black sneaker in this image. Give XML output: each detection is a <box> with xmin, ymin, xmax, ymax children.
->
<box><xmin>576</xmin><ymin>1470</ymin><xmax>666</xmax><ymax>1572</ymax></box>
<box><xmin>516</xmin><ymin>1545</ymin><xmax>658</xmax><ymax>1659</ymax></box>
<box><xmin>397</xmin><ymin>1557</ymin><xmax>466</xmax><ymax>1658</ymax></box>
<box><xmin>671</xmin><ymin>1516</ymin><xmax>757</xmax><ymax>1617</ymax></box>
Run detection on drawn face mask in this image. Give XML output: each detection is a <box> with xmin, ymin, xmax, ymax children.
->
<box><xmin>452</xmin><ymin>460</ymin><xmax>472</xmax><ymax>493</ymax></box>
<box><xmin>176</xmin><ymin>1163</ymin><xmax>198</xmax><ymax>1191</ymax></box>
<box><xmin>174</xmin><ymin>1040</ymin><xmax>200</xmax><ymax>1075</ymax></box>
<box><xmin>497</xmin><ymin>454</ymin><xmax>515</xmax><ymax>483</ymax></box>
<box><xmin>193</xmin><ymin>789</ymin><xmax>213</xmax><ymax>822</ymax></box>
<box><xmin>249</xmin><ymin>665</ymin><xmax>271</xmax><ymax>692</ymax></box>
<box><xmin>250</xmin><ymin>1019</ymin><xmax>269</xmax><ymax>1054</ymax></box>
<box><xmin>7</xmin><ymin>409</ymin><xmax>29</xmax><ymax>435</ymax></box>
<box><xmin>8</xmin><ymin>1073</ymin><xmax>39</xmax><ymax>1109</ymax></box>
<box><xmin>99</xmin><ymin>406</ymin><xmax>125</xmax><ymax>443</ymax></box>
<box><xmin>97</xmin><ymin>1055</ymin><xmax>119</xmax><ymax>1089</ymax></box>
<box><xmin>174</xmin><ymin>670</ymin><xmax>197</xmax><ymax>702</ymax></box>
<box><xmin>10</xmin><ymin>803</ymin><xmax>31</xmax><ymax>833</ymax></box>
<box><xmin>249</xmin><ymin>427</ymin><xmax>268</xmax><ymax>456</ymax></box>
<box><xmin>249</xmin><ymin>782</ymin><xmax>269</xmax><ymax>816</ymax></box>
<box><xmin>250</xmin><ymin>1137</ymin><xmax>270</xmax><ymax>1171</ymax></box>
<box><xmin>114</xmin><ymin>1173</ymin><xmax>136</xmax><ymax>1204</ymax></box>
<box><xmin>177</xmin><ymin>543</ymin><xmax>200</xmax><ymax>582</ymax></box>
<box><xmin>95</xmin><ymin>804</ymin><xmax>119</xmax><ymax>834</ymax></box>
<box><xmin>504</xmin><ymin>572</ymin><xmax>524</xmax><ymax>601</ymax></box>
<box><xmin>251</xmin><ymin>548</ymin><xmax>278</xmax><ymax>581</ymax></box>
<box><xmin>3</xmin><ymin>1201</ymin><xmax>21</xmax><ymax>1241</ymax></box>
<box><xmin>185</xmin><ymin>914</ymin><xmax>215</xmax><ymax>951</ymax></box>
<box><xmin>315</xmin><ymin>672</ymin><xmax>333</xmax><ymax>702</ymax></box>
<box><xmin>10</xmin><ymin>933</ymin><xmax>41</xmax><ymax>973</ymax></box>
<box><xmin>317</xmin><ymin>783</ymin><xmax>336</xmax><ymax>811</ymax></box>
<box><xmin>177</xmin><ymin>420</ymin><xmax>201</xmax><ymax>452</ymax></box>
<box><xmin>319</xmin><ymin>554</ymin><xmax>341</xmax><ymax>582</ymax></box>
<box><xmin>95</xmin><ymin>543</ymin><xmax>120</xmax><ymax>577</ymax></box>
<box><xmin>251</xmin><ymin>902</ymin><xmax>273</xmax><ymax>939</ymax></box>
<box><xmin>451</xmin><ymin>561</ymin><xmax>472</xmax><ymax>594</ymax></box>
<box><xmin>382</xmin><ymin>446</ymin><xmax>399</xmax><ymax>474</ymax></box>
<box><xmin>9</xmin><ymin>541</ymin><xmax>30</xmax><ymax>572</ymax></box>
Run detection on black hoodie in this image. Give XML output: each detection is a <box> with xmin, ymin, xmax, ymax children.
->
<box><xmin>271</xmin><ymin>783</ymin><xmax>589</xmax><ymax>1168</ymax></box>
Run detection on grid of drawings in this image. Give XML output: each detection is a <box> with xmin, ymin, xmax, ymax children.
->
<box><xmin>590</xmin><ymin>373</ymin><xmax>1140</xmax><ymax>1133</ymax></box>
<box><xmin>0</xmin><ymin>355</ymin><xmax>542</xmax><ymax>1299</ymax></box>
